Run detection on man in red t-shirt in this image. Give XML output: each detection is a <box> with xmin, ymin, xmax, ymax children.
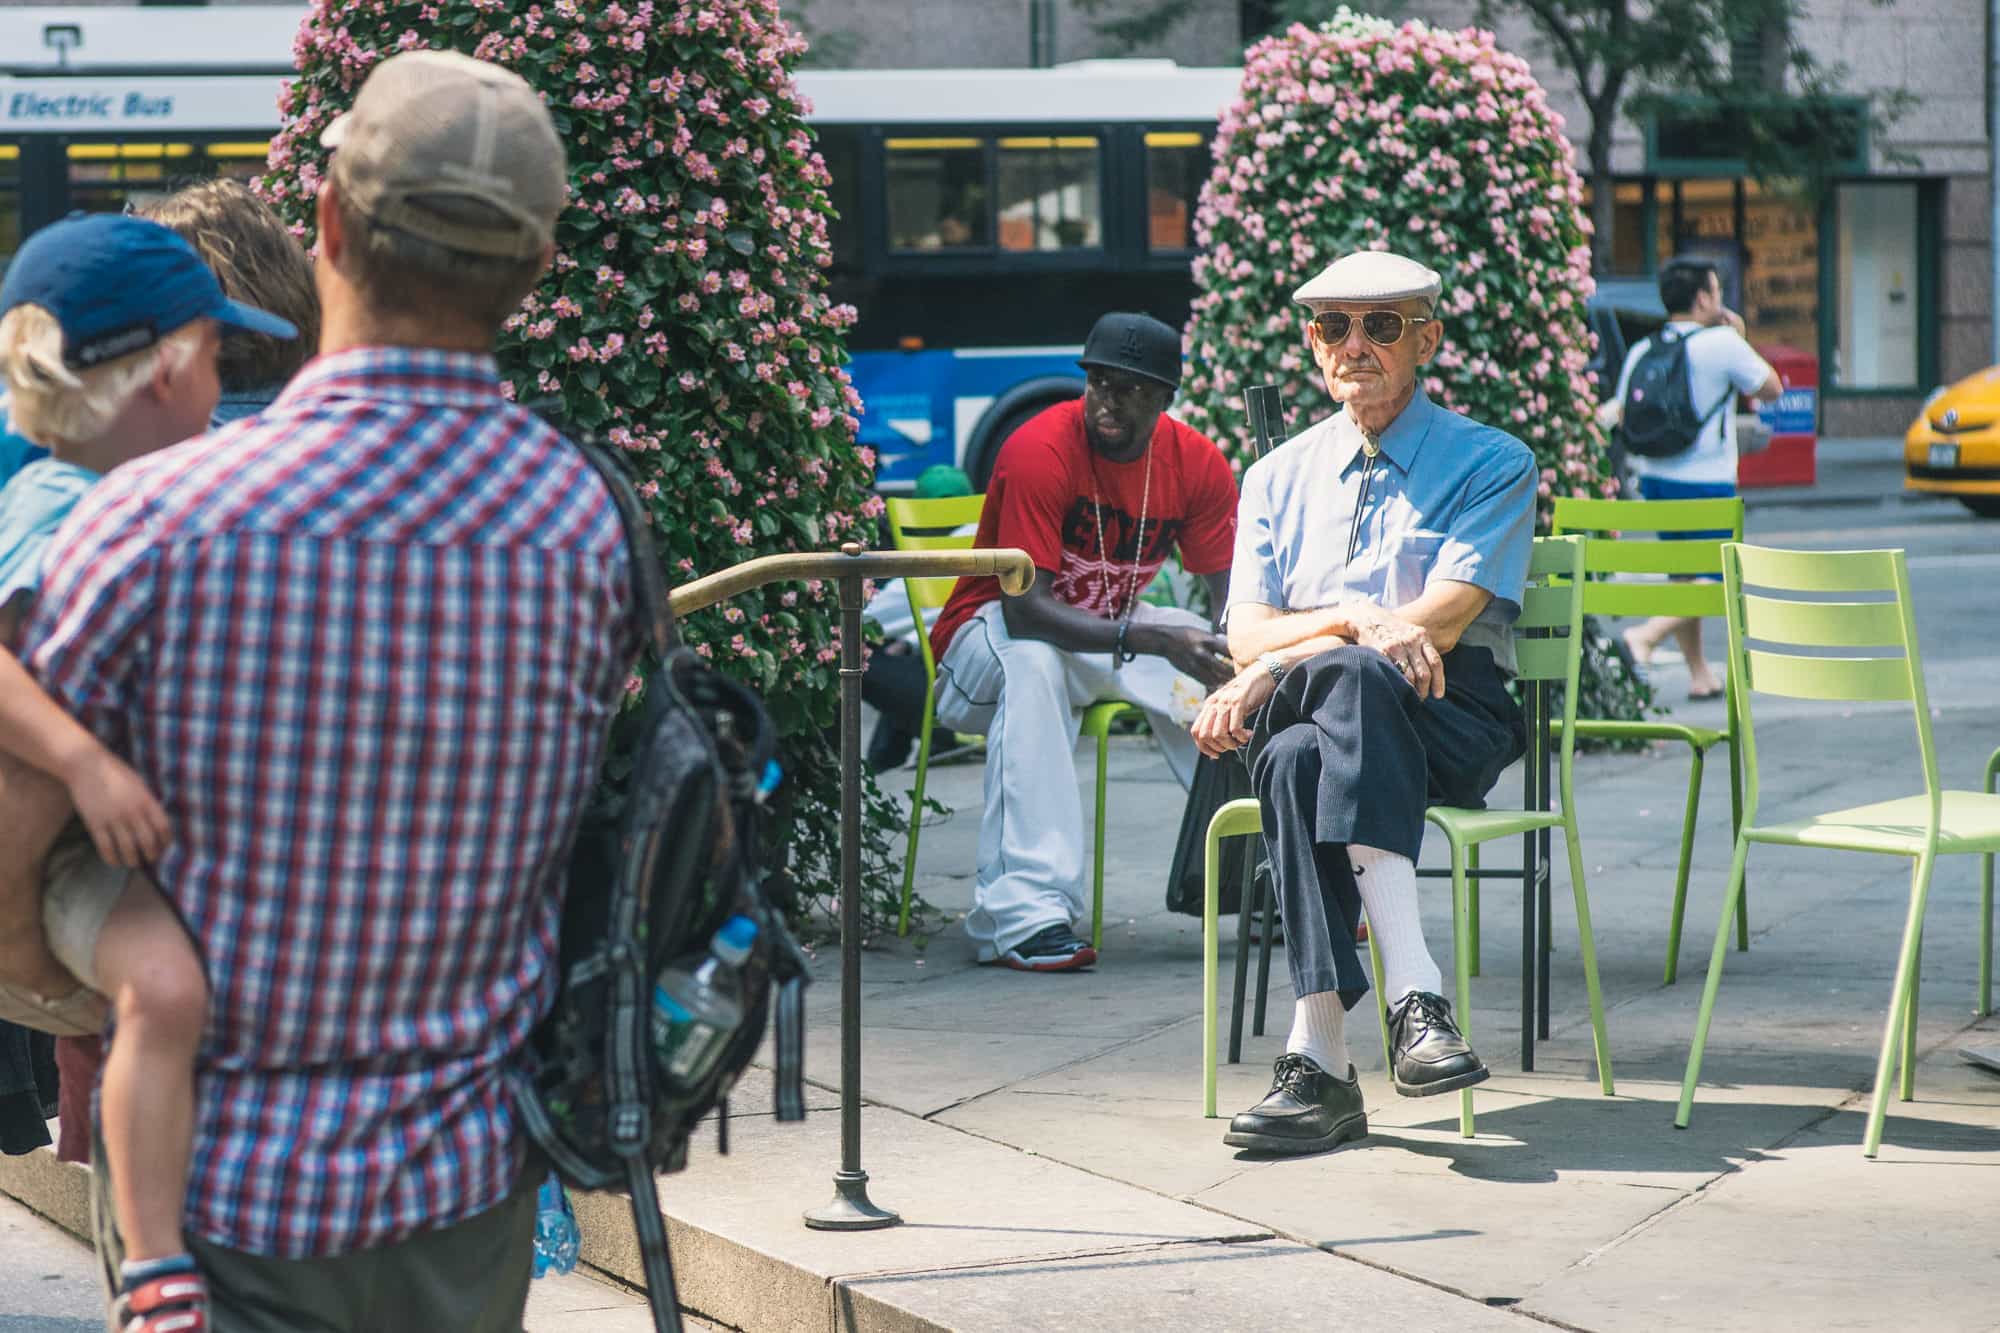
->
<box><xmin>931</xmin><ymin>313</ymin><xmax>1238</xmax><ymax>971</ymax></box>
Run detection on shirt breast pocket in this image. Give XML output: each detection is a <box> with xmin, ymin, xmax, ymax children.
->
<box><xmin>1387</xmin><ymin>529</ymin><xmax>1448</xmax><ymax>606</ymax></box>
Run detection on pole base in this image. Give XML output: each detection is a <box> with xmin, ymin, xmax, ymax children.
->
<box><xmin>803</xmin><ymin>1170</ymin><xmax>901</xmax><ymax>1231</ymax></box>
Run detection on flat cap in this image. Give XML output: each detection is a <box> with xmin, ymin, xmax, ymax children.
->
<box><xmin>1293</xmin><ymin>251</ymin><xmax>1443</xmax><ymax>308</ymax></box>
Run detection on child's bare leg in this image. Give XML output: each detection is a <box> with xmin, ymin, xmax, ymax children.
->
<box><xmin>93</xmin><ymin>877</ymin><xmax>206</xmax><ymax>1262</ymax></box>
<box><xmin>1672</xmin><ymin>617</ymin><xmax>1720</xmax><ymax>693</ymax></box>
<box><xmin>0</xmin><ymin>751</ymin><xmax>84</xmax><ymax>996</ymax></box>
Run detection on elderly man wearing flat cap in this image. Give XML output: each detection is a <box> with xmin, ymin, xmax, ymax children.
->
<box><xmin>931</xmin><ymin>311</ymin><xmax>1240</xmax><ymax>971</ymax></box>
<box><xmin>1192</xmin><ymin>251</ymin><xmax>1538</xmax><ymax>1153</ymax></box>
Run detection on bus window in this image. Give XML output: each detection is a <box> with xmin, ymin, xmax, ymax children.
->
<box><xmin>885</xmin><ymin>137</ymin><xmax>988</xmax><ymax>251</ymax></box>
<box><xmin>1144</xmin><ymin>131</ymin><xmax>1205</xmax><ymax>253</ymax></box>
<box><xmin>0</xmin><ymin>146</ymin><xmax>20</xmax><ymax>272</ymax></box>
<box><xmin>996</xmin><ymin>136</ymin><xmax>1100</xmax><ymax>251</ymax></box>
<box><xmin>66</xmin><ymin>142</ymin><xmax>197</xmax><ymax>217</ymax></box>
<box><xmin>201</xmin><ymin>142</ymin><xmax>273</xmax><ymax>184</ymax></box>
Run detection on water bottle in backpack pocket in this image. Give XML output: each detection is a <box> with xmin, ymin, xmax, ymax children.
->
<box><xmin>650</xmin><ymin>914</ymin><xmax>758</xmax><ymax>1092</ymax></box>
<box><xmin>530</xmin><ymin>1171</ymin><xmax>580</xmax><ymax>1278</ymax></box>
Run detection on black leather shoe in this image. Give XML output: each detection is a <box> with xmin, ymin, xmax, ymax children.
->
<box><xmin>1387</xmin><ymin>991</ymin><xmax>1489</xmax><ymax>1097</ymax></box>
<box><xmin>1223</xmin><ymin>1053</ymin><xmax>1367</xmax><ymax>1154</ymax></box>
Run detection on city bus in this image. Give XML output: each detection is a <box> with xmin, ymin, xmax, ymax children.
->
<box><xmin>0</xmin><ymin>6</ymin><xmax>1238</xmax><ymax>489</ymax></box>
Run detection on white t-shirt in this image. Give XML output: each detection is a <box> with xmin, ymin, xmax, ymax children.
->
<box><xmin>1615</xmin><ymin>321</ymin><xmax>1775</xmax><ymax>485</ymax></box>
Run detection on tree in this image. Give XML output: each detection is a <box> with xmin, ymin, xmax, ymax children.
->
<box><xmin>258</xmin><ymin>0</ymin><xmax>900</xmax><ymax>918</ymax></box>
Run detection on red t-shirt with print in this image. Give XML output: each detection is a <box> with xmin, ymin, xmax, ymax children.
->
<box><xmin>929</xmin><ymin>398</ymin><xmax>1239</xmax><ymax>660</ymax></box>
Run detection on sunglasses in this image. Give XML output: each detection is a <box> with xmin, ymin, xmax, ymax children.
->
<box><xmin>1311</xmin><ymin>309</ymin><xmax>1432</xmax><ymax>347</ymax></box>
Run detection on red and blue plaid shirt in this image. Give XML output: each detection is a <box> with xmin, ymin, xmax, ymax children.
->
<box><xmin>26</xmin><ymin>348</ymin><xmax>632</xmax><ymax>1257</ymax></box>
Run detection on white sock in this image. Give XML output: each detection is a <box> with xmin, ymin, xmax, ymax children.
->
<box><xmin>1349</xmin><ymin>843</ymin><xmax>1442</xmax><ymax>1005</ymax></box>
<box><xmin>1286</xmin><ymin>989</ymin><xmax>1349</xmax><ymax>1076</ymax></box>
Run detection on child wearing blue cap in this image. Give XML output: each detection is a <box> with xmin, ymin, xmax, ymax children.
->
<box><xmin>0</xmin><ymin>212</ymin><xmax>297</xmax><ymax>1333</ymax></box>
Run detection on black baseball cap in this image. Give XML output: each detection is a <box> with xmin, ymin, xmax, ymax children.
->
<box><xmin>1077</xmin><ymin>312</ymin><xmax>1181</xmax><ymax>391</ymax></box>
<box><xmin>0</xmin><ymin>213</ymin><xmax>297</xmax><ymax>369</ymax></box>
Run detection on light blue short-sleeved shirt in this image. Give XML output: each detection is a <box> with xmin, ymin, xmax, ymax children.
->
<box><xmin>0</xmin><ymin>457</ymin><xmax>100</xmax><ymax>608</ymax></box>
<box><xmin>1226</xmin><ymin>390</ymin><xmax>1538</xmax><ymax>672</ymax></box>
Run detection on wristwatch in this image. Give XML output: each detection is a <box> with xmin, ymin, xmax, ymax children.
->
<box><xmin>1258</xmin><ymin>652</ymin><xmax>1287</xmax><ymax>685</ymax></box>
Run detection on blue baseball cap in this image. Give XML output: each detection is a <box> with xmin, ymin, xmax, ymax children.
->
<box><xmin>0</xmin><ymin>213</ymin><xmax>298</xmax><ymax>371</ymax></box>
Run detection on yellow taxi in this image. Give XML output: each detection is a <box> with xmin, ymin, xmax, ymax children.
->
<box><xmin>1906</xmin><ymin>367</ymin><xmax>2000</xmax><ymax>517</ymax></box>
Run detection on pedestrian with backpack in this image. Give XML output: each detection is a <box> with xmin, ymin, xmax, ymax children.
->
<box><xmin>1612</xmin><ymin>258</ymin><xmax>1782</xmax><ymax>699</ymax></box>
<box><xmin>10</xmin><ymin>51</ymin><xmax>629</xmax><ymax>1331</ymax></box>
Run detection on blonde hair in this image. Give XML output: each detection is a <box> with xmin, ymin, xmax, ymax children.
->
<box><xmin>141</xmin><ymin>179</ymin><xmax>319</xmax><ymax>390</ymax></box>
<box><xmin>0</xmin><ymin>304</ymin><xmax>204</xmax><ymax>450</ymax></box>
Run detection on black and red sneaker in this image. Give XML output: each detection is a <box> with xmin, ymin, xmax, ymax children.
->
<box><xmin>116</xmin><ymin>1267</ymin><xmax>208</xmax><ymax>1333</ymax></box>
<box><xmin>989</xmin><ymin>924</ymin><xmax>1097</xmax><ymax>972</ymax></box>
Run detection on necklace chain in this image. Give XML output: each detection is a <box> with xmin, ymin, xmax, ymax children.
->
<box><xmin>1089</xmin><ymin>441</ymin><xmax>1153</xmax><ymax>625</ymax></box>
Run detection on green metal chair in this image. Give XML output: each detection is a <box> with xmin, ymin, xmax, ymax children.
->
<box><xmin>1548</xmin><ymin>496</ymin><xmax>1749</xmax><ymax>984</ymax></box>
<box><xmin>1201</xmin><ymin>536</ymin><xmax>1614</xmax><ymax>1138</ymax></box>
<box><xmin>1677</xmin><ymin>543</ymin><xmax>2000</xmax><ymax>1156</ymax></box>
<box><xmin>883</xmin><ymin>495</ymin><xmax>1132</xmax><ymax>947</ymax></box>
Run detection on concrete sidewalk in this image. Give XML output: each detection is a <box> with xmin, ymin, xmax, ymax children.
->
<box><xmin>587</xmin><ymin>669</ymin><xmax>2000</xmax><ymax>1330</ymax></box>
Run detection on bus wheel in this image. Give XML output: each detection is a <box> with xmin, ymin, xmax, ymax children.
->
<box><xmin>1960</xmin><ymin>495</ymin><xmax>2000</xmax><ymax>518</ymax></box>
<box><xmin>965</xmin><ymin>376</ymin><xmax>1085</xmax><ymax>490</ymax></box>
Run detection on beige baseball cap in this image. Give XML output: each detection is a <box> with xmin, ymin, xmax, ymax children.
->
<box><xmin>321</xmin><ymin>50</ymin><xmax>567</xmax><ymax>261</ymax></box>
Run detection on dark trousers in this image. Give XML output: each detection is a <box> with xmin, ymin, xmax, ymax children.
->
<box><xmin>92</xmin><ymin>1129</ymin><xmax>538</xmax><ymax>1333</ymax></box>
<box><xmin>1250</xmin><ymin>644</ymin><xmax>1524</xmax><ymax>1010</ymax></box>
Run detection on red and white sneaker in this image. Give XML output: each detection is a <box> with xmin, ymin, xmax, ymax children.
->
<box><xmin>988</xmin><ymin>924</ymin><xmax>1097</xmax><ymax>972</ymax></box>
<box><xmin>116</xmin><ymin>1268</ymin><xmax>209</xmax><ymax>1333</ymax></box>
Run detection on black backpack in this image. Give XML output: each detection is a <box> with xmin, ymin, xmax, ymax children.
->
<box><xmin>508</xmin><ymin>424</ymin><xmax>811</xmax><ymax>1333</ymax></box>
<box><xmin>1618</xmin><ymin>326</ymin><xmax>1735</xmax><ymax>459</ymax></box>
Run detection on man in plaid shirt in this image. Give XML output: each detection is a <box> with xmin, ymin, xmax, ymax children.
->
<box><xmin>16</xmin><ymin>52</ymin><xmax>630</xmax><ymax>1330</ymax></box>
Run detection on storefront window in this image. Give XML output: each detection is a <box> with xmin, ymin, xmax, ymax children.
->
<box><xmin>1663</xmin><ymin>178</ymin><xmax>1818</xmax><ymax>354</ymax></box>
<box><xmin>1832</xmin><ymin>182</ymin><xmax>1919</xmax><ymax>390</ymax></box>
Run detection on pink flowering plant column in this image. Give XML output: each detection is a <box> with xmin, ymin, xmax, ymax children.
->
<box><xmin>260</xmin><ymin>0</ymin><xmax>905</xmax><ymax>913</ymax></box>
<box><xmin>1178</xmin><ymin>8</ymin><xmax>1649</xmax><ymax>724</ymax></box>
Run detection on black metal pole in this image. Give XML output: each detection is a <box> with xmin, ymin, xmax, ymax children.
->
<box><xmin>803</xmin><ymin>544</ymin><xmax>900</xmax><ymax>1231</ymax></box>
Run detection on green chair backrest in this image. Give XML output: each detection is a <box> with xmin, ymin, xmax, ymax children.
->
<box><xmin>1518</xmin><ymin>535</ymin><xmax>1588</xmax><ymax>800</ymax></box>
<box><xmin>1719</xmin><ymin>542</ymin><xmax>1937</xmax><ymax>812</ymax></box>
<box><xmin>884</xmin><ymin>493</ymin><xmax>988</xmax><ymax>673</ymax></box>
<box><xmin>1549</xmin><ymin>496</ymin><xmax>1745</xmax><ymax>620</ymax></box>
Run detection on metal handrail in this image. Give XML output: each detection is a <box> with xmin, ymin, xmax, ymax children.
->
<box><xmin>671</xmin><ymin>546</ymin><xmax>1034</xmax><ymax>617</ymax></box>
<box><xmin>672</xmin><ymin>541</ymin><xmax>1035</xmax><ymax>1231</ymax></box>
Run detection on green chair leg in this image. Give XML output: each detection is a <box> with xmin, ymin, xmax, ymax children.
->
<box><xmin>1664</xmin><ymin>746</ymin><xmax>1707</xmax><ymax>984</ymax></box>
<box><xmin>1729</xmin><ymin>737</ymin><xmax>1750</xmax><ymax>953</ymax></box>
<box><xmin>1983</xmin><ymin>750</ymin><xmax>1998</xmax><ymax>1018</ymax></box>
<box><xmin>1367</xmin><ymin>927</ymin><xmax>1392</xmax><ymax>1075</ymax></box>
<box><xmin>1867</xmin><ymin>851</ymin><xmax>1937</xmax><ymax>1157</ymax></box>
<box><xmin>1562</xmin><ymin>818</ymin><xmax>1614</xmax><ymax>1095</ymax></box>
<box><xmin>896</xmin><ymin>703</ymin><xmax>938</xmax><ymax>937</ymax></box>
<box><xmin>1466</xmin><ymin>844</ymin><xmax>1481</xmax><ymax>977</ymax></box>
<box><xmin>1202</xmin><ymin>819</ymin><xmax>1224</xmax><ymax>1119</ymax></box>
<box><xmin>1677</xmin><ymin>832</ymin><xmax>1752</xmax><ymax>1129</ymax></box>
<box><xmin>1450</xmin><ymin>839</ymin><xmax>1475</xmax><ymax>1138</ymax></box>
<box><xmin>1091</xmin><ymin>726</ymin><xmax>1111</xmax><ymax>952</ymax></box>
<box><xmin>1900</xmin><ymin>934</ymin><xmax>1922</xmax><ymax>1103</ymax></box>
